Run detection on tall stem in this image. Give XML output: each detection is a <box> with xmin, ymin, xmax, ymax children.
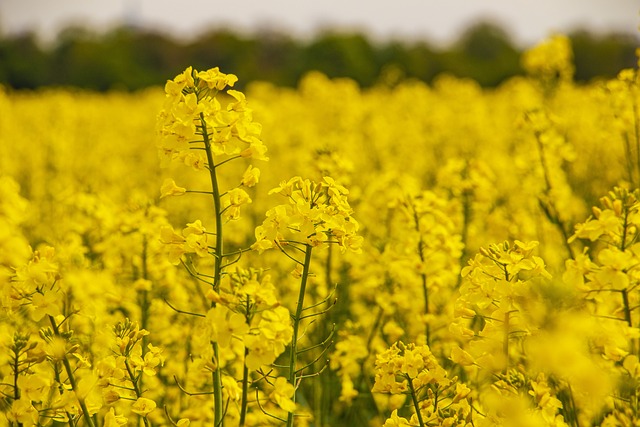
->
<box><xmin>315</xmin><ymin>245</ymin><xmax>333</xmax><ymax>426</ymax></box>
<box><xmin>200</xmin><ymin>111</ymin><xmax>225</xmax><ymax>426</ymax></box>
<box><xmin>622</xmin><ymin>289</ymin><xmax>636</xmax><ymax>356</ymax></box>
<box><xmin>287</xmin><ymin>244</ymin><xmax>313</xmax><ymax>427</ymax></box>
<box><xmin>49</xmin><ymin>316</ymin><xmax>95</xmax><ymax>427</ymax></box>
<box><xmin>12</xmin><ymin>341</ymin><xmax>23</xmax><ymax>427</ymax></box>
<box><xmin>457</xmin><ymin>187</ymin><xmax>471</xmax><ymax>288</ymax></box>
<box><xmin>124</xmin><ymin>360</ymin><xmax>150</xmax><ymax>427</ymax></box>
<box><xmin>503</xmin><ymin>311</ymin><xmax>511</xmax><ymax>371</ymax></box>
<box><xmin>407</xmin><ymin>377</ymin><xmax>426</xmax><ymax>427</ymax></box>
<box><xmin>412</xmin><ymin>207</ymin><xmax>431</xmax><ymax>346</ymax></box>
<box><xmin>138</xmin><ymin>234</ymin><xmax>150</xmax><ymax>396</ymax></box>
<box><xmin>535</xmin><ymin>130</ymin><xmax>575</xmax><ymax>259</ymax></box>
<box><xmin>239</xmin><ymin>348</ymin><xmax>250</xmax><ymax>427</ymax></box>
<box><xmin>619</xmin><ymin>208</ymin><xmax>636</xmax><ymax>355</ymax></box>
<box><xmin>140</xmin><ymin>235</ymin><xmax>150</xmax><ymax>349</ymax></box>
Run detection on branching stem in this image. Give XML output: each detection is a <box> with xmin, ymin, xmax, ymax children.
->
<box><xmin>286</xmin><ymin>244</ymin><xmax>313</xmax><ymax>427</ymax></box>
<box><xmin>199</xmin><ymin>109</ymin><xmax>225</xmax><ymax>427</ymax></box>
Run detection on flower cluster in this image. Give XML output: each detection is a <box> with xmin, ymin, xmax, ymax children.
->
<box><xmin>96</xmin><ymin>319</ymin><xmax>165</xmax><ymax>422</ymax></box>
<box><xmin>451</xmin><ymin>240</ymin><xmax>551</xmax><ymax>372</ymax></box>
<box><xmin>160</xmin><ymin>219</ymin><xmax>210</xmax><ymax>263</ymax></box>
<box><xmin>252</xmin><ymin>176</ymin><xmax>363</xmax><ymax>254</ymax></box>
<box><xmin>204</xmin><ymin>267</ymin><xmax>293</xmax><ymax>370</ymax></box>
<box><xmin>157</xmin><ymin>66</ymin><xmax>267</xmax><ymax>168</ymax></box>
<box><xmin>372</xmin><ymin>342</ymin><xmax>471</xmax><ymax>427</ymax></box>
<box><xmin>329</xmin><ymin>331</ymin><xmax>369</xmax><ymax>403</ymax></box>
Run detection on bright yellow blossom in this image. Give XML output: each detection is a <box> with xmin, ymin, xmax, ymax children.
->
<box><xmin>270</xmin><ymin>376</ymin><xmax>296</xmax><ymax>413</ymax></box>
<box><xmin>131</xmin><ymin>397</ymin><xmax>157</xmax><ymax>416</ymax></box>
<box><xmin>160</xmin><ymin>178</ymin><xmax>187</xmax><ymax>198</ymax></box>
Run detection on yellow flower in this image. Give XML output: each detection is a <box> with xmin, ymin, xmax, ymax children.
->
<box><xmin>338</xmin><ymin>375</ymin><xmax>358</xmax><ymax>404</ymax></box>
<box><xmin>450</xmin><ymin>346</ymin><xmax>475</xmax><ymax>366</ymax></box>
<box><xmin>225</xmin><ymin>187</ymin><xmax>252</xmax><ymax>211</ymax></box>
<box><xmin>383</xmin><ymin>410</ymin><xmax>411</xmax><ymax>427</ymax></box>
<box><xmin>254</xmin><ymin>176</ymin><xmax>361</xmax><ymax>254</ymax></box>
<box><xmin>452</xmin><ymin>382</ymin><xmax>471</xmax><ymax>403</ymax></box>
<box><xmin>167</xmin><ymin>66</ymin><xmax>194</xmax><ymax>92</ymax></box>
<box><xmin>206</xmin><ymin>305</ymin><xmax>249</xmax><ymax>348</ymax></box>
<box><xmin>270</xmin><ymin>377</ymin><xmax>296</xmax><ymax>413</ymax></box>
<box><xmin>240</xmin><ymin>142</ymin><xmax>269</xmax><ymax>160</ymax></box>
<box><xmin>522</xmin><ymin>34</ymin><xmax>574</xmax><ymax>81</ymax></box>
<box><xmin>30</xmin><ymin>290</ymin><xmax>61</xmax><ymax>321</ymax></box>
<box><xmin>185</xmin><ymin>233</ymin><xmax>209</xmax><ymax>257</ymax></box>
<box><xmin>103</xmin><ymin>389</ymin><xmax>121</xmax><ymax>404</ymax></box>
<box><xmin>131</xmin><ymin>397</ymin><xmax>156</xmax><ymax>416</ymax></box>
<box><xmin>570</xmin><ymin>209</ymin><xmax>620</xmax><ymax>242</ymax></box>
<box><xmin>241</xmin><ymin>165</ymin><xmax>260</xmax><ymax>187</ymax></box>
<box><xmin>142</xmin><ymin>344</ymin><xmax>165</xmax><ymax>376</ymax></box>
<box><xmin>400</xmin><ymin>348</ymin><xmax>425</xmax><ymax>378</ymax></box>
<box><xmin>244</xmin><ymin>334</ymin><xmax>274</xmax><ymax>370</ymax></box>
<box><xmin>6</xmin><ymin>398</ymin><xmax>39</xmax><ymax>425</ymax></box>
<box><xmin>197</xmin><ymin>67</ymin><xmax>238</xmax><ymax>90</ymax></box>
<box><xmin>103</xmin><ymin>408</ymin><xmax>127</xmax><ymax>427</ymax></box>
<box><xmin>160</xmin><ymin>178</ymin><xmax>186</xmax><ymax>198</ymax></box>
<box><xmin>183</xmin><ymin>219</ymin><xmax>206</xmax><ymax>236</ymax></box>
<box><xmin>17</xmin><ymin>374</ymin><xmax>51</xmax><ymax>402</ymax></box>
<box><xmin>222</xmin><ymin>375</ymin><xmax>242</xmax><ymax>401</ymax></box>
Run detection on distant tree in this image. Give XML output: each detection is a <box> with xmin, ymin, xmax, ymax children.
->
<box><xmin>0</xmin><ymin>32</ymin><xmax>50</xmax><ymax>88</ymax></box>
<box><xmin>302</xmin><ymin>32</ymin><xmax>380</xmax><ymax>86</ymax></box>
<box><xmin>252</xmin><ymin>31</ymin><xmax>302</xmax><ymax>87</ymax></box>
<box><xmin>185</xmin><ymin>29</ymin><xmax>250</xmax><ymax>79</ymax></box>
<box><xmin>0</xmin><ymin>21</ymin><xmax>637</xmax><ymax>91</ymax></box>
<box><xmin>570</xmin><ymin>30</ymin><xmax>639</xmax><ymax>82</ymax></box>
<box><xmin>443</xmin><ymin>21</ymin><xmax>522</xmax><ymax>86</ymax></box>
<box><xmin>377</xmin><ymin>40</ymin><xmax>441</xmax><ymax>83</ymax></box>
<box><xmin>51</xmin><ymin>26</ymin><xmax>122</xmax><ymax>90</ymax></box>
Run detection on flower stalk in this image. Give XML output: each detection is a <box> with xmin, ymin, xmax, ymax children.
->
<box><xmin>48</xmin><ymin>316</ymin><xmax>96</xmax><ymax>427</ymax></box>
<box><xmin>286</xmin><ymin>244</ymin><xmax>313</xmax><ymax>427</ymax></box>
<box><xmin>198</xmin><ymin>109</ymin><xmax>225</xmax><ymax>427</ymax></box>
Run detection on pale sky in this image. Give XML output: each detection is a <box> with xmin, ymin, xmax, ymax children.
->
<box><xmin>0</xmin><ymin>0</ymin><xmax>638</xmax><ymax>47</ymax></box>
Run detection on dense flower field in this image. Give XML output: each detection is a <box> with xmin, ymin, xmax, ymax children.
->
<box><xmin>2</xmin><ymin>35</ymin><xmax>640</xmax><ymax>427</ymax></box>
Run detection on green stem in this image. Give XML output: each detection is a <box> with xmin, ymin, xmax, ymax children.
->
<box><xmin>620</xmin><ymin>206</ymin><xmax>637</xmax><ymax>356</ymax></box>
<box><xmin>124</xmin><ymin>360</ymin><xmax>150</xmax><ymax>427</ymax></box>
<box><xmin>632</xmin><ymin>91</ymin><xmax>640</xmax><ymax>189</ymax></box>
<box><xmin>457</xmin><ymin>187</ymin><xmax>471</xmax><ymax>288</ymax></box>
<box><xmin>12</xmin><ymin>342</ymin><xmax>23</xmax><ymax>427</ymax></box>
<box><xmin>200</xmin><ymin>112</ymin><xmax>225</xmax><ymax>294</ymax></box>
<box><xmin>503</xmin><ymin>311</ymin><xmax>510</xmax><ymax>371</ymax></box>
<box><xmin>287</xmin><ymin>244</ymin><xmax>313</xmax><ymax>427</ymax></box>
<box><xmin>239</xmin><ymin>348</ymin><xmax>249</xmax><ymax>427</ymax></box>
<box><xmin>623</xmin><ymin>131</ymin><xmax>636</xmax><ymax>187</ymax></box>
<box><xmin>566</xmin><ymin>384</ymin><xmax>581</xmax><ymax>427</ymax></box>
<box><xmin>48</xmin><ymin>316</ymin><xmax>96</xmax><ymax>427</ymax></box>
<box><xmin>621</xmin><ymin>207</ymin><xmax>629</xmax><ymax>251</ymax></box>
<box><xmin>622</xmin><ymin>289</ymin><xmax>637</xmax><ymax>357</ymax></box>
<box><xmin>140</xmin><ymin>235</ymin><xmax>150</xmax><ymax>350</ymax></box>
<box><xmin>407</xmin><ymin>377</ymin><xmax>426</xmax><ymax>427</ymax></box>
<box><xmin>421</xmin><ymin>274</ymin><xmax>430</xmax><ymax>347</ymax></box>
<box><xmin>316</xmin><ymin>245</ymin><xmax>333</xmax><ymax>426</ymax></box>
<box><xmin>12</xmin><ymin>346</ymin><xmax>20</xmax><ymax>401</ymax></box>
<box><xmin>200</xmin><ymin>111</ymin><xmax>225</xmax><ymax>427</ymax></box>
<box><xmin>412</xmin><ymin>206</ymin><xmax>431</xmax><ymax>346</ymax></box>
<box><xmin>535</xmin><ymin>130</ymin><xmax>575</xmax><ymax>259</ymax></box>
<box><xmin>51</xmin><ymin>362</ymin><xmax>74</xmax><ymax>426</ymax></box>
<box><xmin>139</xmin><ymin>234</ymin><xmax>150</xmax><ymax>399</ymax></box>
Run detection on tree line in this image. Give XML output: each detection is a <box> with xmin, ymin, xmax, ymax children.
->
<box><xmin>1</xmin><ymin>21</ymin><xmax>638</xmax><ymax>91</ymax></box>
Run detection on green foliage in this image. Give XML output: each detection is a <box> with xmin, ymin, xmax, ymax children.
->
<box><xmin>0</xmin><ymin>21</ymin><xmax>637</xmax><ymax>91</ymax></box>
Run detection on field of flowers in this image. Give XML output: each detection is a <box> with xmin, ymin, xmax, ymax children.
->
<box><xmin>2</xmin><ymin>35</ymin><xmax>640</xmax><ymax>427</ymax></box>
